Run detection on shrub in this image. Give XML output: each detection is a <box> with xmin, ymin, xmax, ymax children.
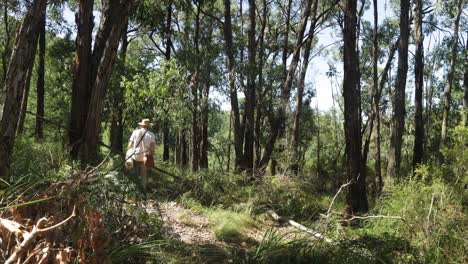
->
<box><xmin>364</xmin><ymin>171</ymin><xmax>467</xmax><ymax>263</ymax></box>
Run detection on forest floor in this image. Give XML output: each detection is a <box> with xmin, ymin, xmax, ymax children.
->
<box><xmin>143</xmin><ymin>200</ymin><xmax>296</xmax><ymax>249</ymax></box>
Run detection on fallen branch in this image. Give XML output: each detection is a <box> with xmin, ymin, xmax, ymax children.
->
<box><xmin>267</xmin><ymin>210</ymin><xmax>333</xmax><ymax>243</ymax></box>
<box><xmin>4</xmin><ymin>206</ymin><xmax>76</xmax><ymax>264</ymax></box>
<box><xmin>344</xmin><ymin>215</ymin><xmax>404</xmax><ymax>222</ymax></box>
<box><xmin>326</xmin><ymin>178</ymin><xmax>354</xmax><ymax>217</ymax></box>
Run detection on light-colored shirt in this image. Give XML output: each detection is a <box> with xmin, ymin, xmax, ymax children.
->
<box><xmin>129</xmin><ymin>128</ymin><xmax>156</xmax><ymax>161</ymax></box>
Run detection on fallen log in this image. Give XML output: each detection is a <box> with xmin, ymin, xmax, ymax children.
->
<box><xmin>266</xmin><ymin>210</ymin><xmax>333</xmax><ymax>243</ymax></box>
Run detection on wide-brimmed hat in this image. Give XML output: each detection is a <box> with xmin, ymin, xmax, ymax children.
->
<box><xmin>138</xmin><ymin>118</ymin><xmax>152</xmax><ymax>127</ymax></box>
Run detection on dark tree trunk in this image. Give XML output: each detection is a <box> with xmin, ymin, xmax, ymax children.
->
<box><xmin>412</xmin><ymin>0</ymin><xmax>424</xmax><ymax>170</ymax></box>
<box><xmin>110</xmin><ymin>19</ymin><xmax>129</xmax><ymax>154</ymax></box>
<box><xmin>282</xmin><ymin>0</ymin><xmax>292</xmax><ymax>77</ymax></box>
<box><xmin>162</xmin><ymin>2</ymin><xmax>172</xmax><ymax>161</ymax></box>
<box><xmin>35</xmin><ymin>12</ymin><xmax>46</xmax><ymax>140</ymax></box>
<box><xmin>344</xmin><ymin>0</ymin><xmax>368</xmax><ymax>215</ymax></box>
<box><xmin>387</xmin><ymin>0</ymin><xmax>410</xmax><ymax>178</ymax></box>
<box><xmin>372</xmin><ymin>0</ymin><xmax>382</xmax><ymax>194</ymax></box>
<box><xmin>16</xmin><ymin>62</ymin><xmax>34</xmax><ymax>135</ymax></box>
<box><xmin>292</xmin><ymin>0</ymin><xmax>318</xmax><ymax>175</ymax></box>
<box><xmin>223</xmin><ymin>0</ymin><xmax>243</xmax><ymax>171</ymax></box>
<box><xmin>440</xmin><ymin>0</ymin><xmax>463</xmax><ymax>145</ymax></box>
<box><xmin>190</xmin><ymin>3</ymin><xmax>201</xmax><ymax>172</ymax></box>
<box><xmin>80</xmin><ymin>0</ymin><xmax>134</xmax><ymax>163</ymax></box>
<box><xmin>199</xmin><ymin>81</ymin><xmax>209</xmax><ymax>169</ymax></box>
<box><xmin>69</xmin><ymin>0</ymin><xmax>94</xmax><ymax>159</ymax></box>
<box><xmin>253</xmin><ymin>0</ymin><xmax>268</xmax><ymax>175</ymax></box>
<box><xmin>176</xmin><ymin>129</ymin><xmax>188</xmax><ymax>168</ymax></box>
<box><xmin>1</xmin><ymin>0</ymin><xmax>12</xmax><ymax>88</ymax></box>
<box><xmin>463</xmin><ymin>35</ymin><xmax>468</xmax><ymax>126</ymax></box>
<box><xmin>259</xmin><ymin>0</ymin><xmax>313</xmax><ymax>171</ymax></box>
<box><xmin>243</xmin><ymin>0</ymin><xmax>256</xmax><ymax>175</ymax></box>
<box><xmin>0</xmin><ymin>0</ymin><xmax>47</xmax><ymax>179</ymax></box>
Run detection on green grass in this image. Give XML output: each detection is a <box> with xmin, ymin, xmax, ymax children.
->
<box><xmin>208</xmin><ymin>209</ymin><xmax>256</xmax><ymax>243</ymax></box>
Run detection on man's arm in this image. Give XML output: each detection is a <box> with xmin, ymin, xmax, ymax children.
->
<box><xmin>128</xmin><ymin>131</ymin><xmax>135</xmax><ymax>149</ymax></box>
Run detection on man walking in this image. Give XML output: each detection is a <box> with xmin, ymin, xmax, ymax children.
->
<box><xmin>128</xmin><ymin>118</ymin><xmax>156</xmax><ymax>190</ymax></box>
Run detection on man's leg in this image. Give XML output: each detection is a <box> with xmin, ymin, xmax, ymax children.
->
<box><xmin>141</xmin><ymin>164</ymin><xmax>147</xmax><ymax>191</ymax></box>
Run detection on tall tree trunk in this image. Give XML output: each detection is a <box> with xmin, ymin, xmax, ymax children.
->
<box><xmin>412</xmin><ymin>0</ymin><xmax>424</xmax><ymax>169</ymax></box>
<box><xmin>344</xmin><ymin>0</ymin><xmax>368</xmax><ymax>215</ymax></box>
<box><xmin>259</xmin><ymin>0</ymin><xmax>313</xmax><ymax>171</ymax></box>
<box><xmin>69</xmin><ymin>0</ymin><xmax>94</xmax><ymax>159</ymax></box>
<box><xmin>162</xmin><ymin>2</ymin><xmax>172</xmax><ymax>161</ymax></box>
<box><xmin>227</xmin><ymin>111</ymin><xmax>232</xmax><ymax>171</ymax></box>
<box><xmin>243</xmin><ymin>0</ymin><xmax>256</xmax><ymax>175</ymax></box>
<box><xmin>0</xmin><ymin>0</ymin><xmax>47</xmax><ymax>179</ymax></box>
<box><xmin>292</xmin><ymin>0</ymin><xmax>319</xmax><ymax>175</ymax></box>
<box><xmin>80</xmin><ymin>0</ymin><xmax>134</xmax><ymax>163</ymax></box>
<box><xmin>199</xmin><ymin>81</ymin><xmax>209</xmax><ymax>169</ymax></box>
<box><xmin>110</xmin><ymin>19</ymin><xmax>129</xmax><ymax>154</ymax></box>
<box><xmin>372</xmin><ymin>0</ymin><xmax>382</xmax><ymax>194</ymax></box>
<box><xmin>440</xmin><ymin>0</ymin><xmax>463</xmax><ymax>144</ymax></box>
<box><xmin>223</xmin><ymin>0</ymin><xmax>242</xmax><ymax>171</ymax></box>
<box><xmin>35</xmin><ymin>12</ymin><xmax>46</xmax><ymax>140</ymax></box>
<box><xmin>1</xmin><ymin>0</ymin><xmax>12</xmax><ymax>88</ymax></box>
<box><xmin>282</xmin><ymin>0</ymin><xmax>292</xmax><ymax>77</ymax></box>
<box><xmin>253</xmin><ymin>0</ymin><xmax>268</xmax><ymax>175</ymax></box>
<box><xmin>463</xmin><ymin>34</ymin><xmax>468</xmax><ymax>126</ymax></box>
<box><xmin>16</xmin><ymin>62</ymin><xmax>34</xmax><ymax>135</ymax></box>
<box><xmin>190</xmin><ymin>3</ymin><xmax>201</xmax><ymax>172</ymax></box>
<box><xmin>387</xmin><ymin>0</ymin><xmax>410</xmax><ymax>178</ymax></box>
<box><xmin>176</xmin><ymin>129</ymin><xmax>188</xmax><ymax>168</ymax></box>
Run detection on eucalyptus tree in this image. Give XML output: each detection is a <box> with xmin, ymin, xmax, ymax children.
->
<box><xmin>68</xmin><ymin>0</ymin><xmax>137</xmax><ymax>163</ymax></box>
<box><xmin>387</xmin><ymin>0</ymin><xmax>410</xmax><ymax>178</ymax></box>
<box><xmin>0</xmin><ymin>0</ymin><xmax>47</xmax><ymax>179</ymax></box>
<box><xmin>412</xmin><ymin>0</ymin><xmax>424</xmax><ymax>169</ymax></box>
<box><xmin>343</xmin><ymin>0</ymin><xmax>368</xmax><ymax>215</ymax></box>
<box><xmin>440</xmin><ymin>0</ymin><xmax>464</xmax><ymax>145</ymax></box>
<box><xmin>35</xmin><ymin>10</ymin><xmax>46</xmax><ymax>140</ymax></box>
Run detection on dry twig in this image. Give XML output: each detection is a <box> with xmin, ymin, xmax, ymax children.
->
<box><xmin>4</xmin><ymin>206</ymin><xmax>76</xmax><ymax>264</ymax></box>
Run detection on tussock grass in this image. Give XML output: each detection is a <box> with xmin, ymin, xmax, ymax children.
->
<box><xmin>208</xmin><ymin>209</ymin><xmax>256</xmax><ymax>243</ymax></box>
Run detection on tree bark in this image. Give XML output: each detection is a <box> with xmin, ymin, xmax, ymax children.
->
<box><xmin>292</xmin><ymin>0</ymin><xmax>319</xmax><ymax>175</ymax></box>
<box><xmin>243</xmin><ymin>0</ymin><xmax>256</xmax><ymax>175</ymax></box>
<box><xmin>162</xmin><ymin>2</ymin><xmax>172</xmax><ymax>161</ymax></box>
<box><xmin>344</xmin><ymin>0</ymin><xmax>368</xmax><ymax>215</ymax></box>
<box><xmin>80</xmin><ymin>0</ymin><xmax>134</xmax><ymax>163</ymax></box>
<box><xmin>463</xmin><ymin>34</ymin><xmax>468</xmax><ymax>126</ymax></box>
<box><xmin>110</xmin><ymin>19</ymin><xmax>129</xmax><ymax>154</ymax></box>
<box><xmin>1</xmin><ymin>0</ymin><xmax>12</xmax><ymax>88</ymax></box>
<box><xmin>371</xmin><ymin>0</ymin><xmax>381</xmax><ymax>193</ymax></box>
<box><xmin>387</xmin><ymin>0</ymin><xmax>410</xmax><ymax>178</ymax></box>
<box><xmin>69</xmin><ymin>0</ymin><xmax>94</xmax><ymax>159</ymax></box>
<box><xmin>0</xmin><ymin>0</ymin><xmax>47</xmax><ymax>179</ymax></box>
<box><xmin>16</xmin><ymin>62</ymin><xmax>34</xmax><ymax>135</ymax></box>
<box><xmin>440</xmin><ymin>0</ymin><xmax>463</xmax><ymax>144</ymax></box>
<box><xmin>35</xmin><ymin>12</ymin><xmax>46</xmax><ymax>140</ymax></box>
<box><xmin>223</xmin><ymin>0</ymin><xmax>243</xmax><ymax>171</ymax></box>
<box><xmin>190</xmin><ymin>3</ymin><xmax>201</xmax><ymax>172</ymax></box>
<box><xmin>176</xmin><ymin>129</ymin><xmax>188</xmax><ymax>168</ymax></box>
<box><xmin>412</xmin><ymin>0</ymin><xmax>424</xmax><ymax>170</ymax></box>
<box><xmin>253</xmin><ymin>0</ymin><xmax>268</xmax><ymax>175</ymax></box>
<box><xmin>199</xmin><ymin>81</ymin><xmax>209</xmax><ymax>169</ymax></box>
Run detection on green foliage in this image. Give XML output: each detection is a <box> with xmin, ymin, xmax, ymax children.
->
<box><xmin>364</xmin><ymin>171</ymin><xmax>467</xmax><ymax>263</ymax></box>
<box><xmin>11</xmin><ymin>138</ymin><xmax>73</xmax><ymax>182</ymax></box>
<box><xmin>253</xmin><ymin>175</ymin><xmax>332</xmax><ymax>221</ymax></box>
